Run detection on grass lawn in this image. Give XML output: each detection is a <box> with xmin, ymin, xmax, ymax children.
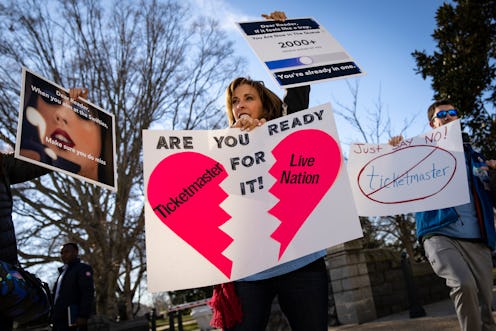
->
<box><xmin>155</xmin><ymin>313</ymin><xmax>200</xmax><ymax>331</ymax></box>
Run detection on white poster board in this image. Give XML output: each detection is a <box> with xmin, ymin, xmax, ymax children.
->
<box><xmin>236</xmin><ymin>18</ymin><xmax>365</xmax><ymax>88</ymax></box>
<box><xmin>347</xmin><ymin>120</ymin><xmax>470</xmax><ymax>216</ymax></box>
<box><xmin>143</xmin><ymin>104</ymin><xmax>362</xmax><ymax>291</ymax></box>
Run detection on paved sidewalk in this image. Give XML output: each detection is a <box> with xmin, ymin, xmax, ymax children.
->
<box><xmin>189</xmin><ymin>298</ymin><xmax>461</xmax><ymax>331</ymax></box>
<box><xmin>327</xmin><ymin>286</ymin><xmax>496</xmax><ymax>331</ymax></box>
<box><xmin>328</xmin><ymin>297</ymin><xmax>460</xmax><ymax>330</ymax></box>
<box><xmin>188</xmin><ymin>290</ymin><xmax>496</xmax><ymax>331</ymax></box>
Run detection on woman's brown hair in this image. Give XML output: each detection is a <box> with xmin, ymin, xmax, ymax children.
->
<box><xmin>225</xmin><ymin>77</ymin><xmax>283</xmax><ymax>126</ymax></box>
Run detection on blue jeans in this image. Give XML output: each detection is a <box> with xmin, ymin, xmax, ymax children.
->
<box><xmin>226</xmin><ymin>257</ymin><xmax>328</xmax><ymax>331</ymax></box>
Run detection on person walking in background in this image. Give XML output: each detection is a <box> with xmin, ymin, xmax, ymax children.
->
<box><xmin>51</xmin><ymin>242</ymin><xmax>95</xmax><ymax>331</ymax></box>
<box><xmin>0</xmin><ymin>87</ymin><xmax>86</xmax><ymax>331</ymax></box>
<box><xmin>389</xmin><ymin>100</ymin><xmax>496</xmax><ymax>331</ymax></box>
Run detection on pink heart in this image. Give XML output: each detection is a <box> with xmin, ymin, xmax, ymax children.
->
<box><xmin>147</xmin><ymin>152</ymin><xmax>233</xmax><ymax>278</ymax></box>
<box><xmin>269</xmin><ymin>129</ymin><xmax>341</xmax><ymax>258</ymax></box>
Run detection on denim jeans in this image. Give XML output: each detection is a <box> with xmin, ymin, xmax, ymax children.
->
<box><xmin>226</xmin><ymin>257</ymin><xmax>329</xmax><ymax>331</ymax></box>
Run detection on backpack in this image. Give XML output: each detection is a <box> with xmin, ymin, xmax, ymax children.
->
<box><xmin>0</xmin><ymin>260</ymin><xmax>52</xmax><ymax>323</ymax></box>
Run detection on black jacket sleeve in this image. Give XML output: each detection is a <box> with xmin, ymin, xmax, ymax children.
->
<box><xmin>2</xmin><ymin>153</ymin><xmax>51</xmax><ymax>184</ymax></box>
<box><xmin>489</xmin><ymin>168</ymin><xmax>496</xmax><ymax>207</ymax></box>
<box><xmin>77</xmin><ymin>264</ymin><xmax>95</xmax><ymax>318</ymax></box>
<box><xmin>283</xmin><ymin>85</ymin><xmax>310</xmax><ymax>115</ymax></box>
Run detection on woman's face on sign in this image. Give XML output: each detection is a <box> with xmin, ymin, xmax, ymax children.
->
<box><xmin>35</xmin><ymin>91</ymin><xmax>102</xmax><ymax>180</ymax></box>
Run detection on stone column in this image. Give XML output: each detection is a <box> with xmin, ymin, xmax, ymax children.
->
<box><xmin>326</xmin><ymin>239</ymin><xmax>376</xmax><ymax>324</ymax></box>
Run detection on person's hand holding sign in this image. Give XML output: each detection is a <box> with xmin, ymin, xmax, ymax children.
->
<box><xmin>20</xmin><ymin>86</ymin><xmax>89</xmax><ymax>163</ymax></box>
<box><xmin>69</xmin><ymin>87</ymin><xmax>88</xmax><ymax>100</ymax></box>
<box><xmin>261</xmin><ymin>11</ymin><xmax>287</xmax><ymax>21</ymax></box>
<box><xmin>230</xmin><ymin>11</ymin><xmax>289</xmax><ymax>132</ymax></box>
<box><xmin>388</xmin><ymin>135</ymin><xmax>403</xmax><ymax>146</ymax></box>
<box><xmin>231</xmin><ymin>114</ymin><xmax>266</xmax><ymax>132</ymax></box>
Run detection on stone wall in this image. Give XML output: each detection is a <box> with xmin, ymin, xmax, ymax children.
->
<box><xmin>364</xmin><ymin>248</ymin><xmax>450</xmax><ymax>318</ymax></box>
<box><xmin>326</xmin><ymin>239</ymin><xmax>450</xmax><ymax>325</ymax></box>
<box><xmin>364</xmin><ymin>248</ymin><xmax>406</xmax><ymax>317</ymax></box>
<box><xmin>326</xmin><ymin>240</ymin><xmax>377</xmax><ymax>324</ymax></box>
<box><xmin>266</xmin><ymin>240</ymin><xmax>450</xmax><ymax>329</ymax></box>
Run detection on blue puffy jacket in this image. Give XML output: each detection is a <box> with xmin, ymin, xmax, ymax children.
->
<box><xmin>415</xmin><ymin>143</ymin><xmax>496</xmax><ymax>249</ymax></box>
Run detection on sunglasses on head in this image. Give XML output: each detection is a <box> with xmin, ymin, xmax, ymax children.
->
<box><xmin>432</xmin><ymin>109</ymin><xmax>458</xmax><ymax>120</ymax></box>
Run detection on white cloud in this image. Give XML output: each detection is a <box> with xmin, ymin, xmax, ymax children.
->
<box><xmin>188</xmin><ymin>0</ymin><xmax>258</xmax><ymax>31</ymax></box>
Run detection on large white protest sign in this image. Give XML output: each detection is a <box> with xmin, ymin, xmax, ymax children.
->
<box><xmin>347</xmin><ymin>120</ymin><xmax>469</xmax><ymax>216</ymax></box>
<box><xmin>236</xmin><ymin>18</ymin><xmax>365</xmax><ymax>88</ymax></box>
<box><xmin>143</xmin><ymin>104</ymin><xmax>362</xmax><ymax>291</ymax></box>
<box><xmin>15</xmin><ymin>68</ymin><xmax>117</xmax><ymax>191</ymax></box>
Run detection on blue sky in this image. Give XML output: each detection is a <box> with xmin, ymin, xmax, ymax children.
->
<box><xmin>193</xmin><ymin>0</ymin><xmax>450</xmax><ymax>147</ymax></box>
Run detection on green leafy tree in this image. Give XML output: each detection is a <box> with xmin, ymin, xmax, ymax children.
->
<box><xmin>412</xmin><ymin>0</ymin><xmax>496</xmax><ymax>158</ymax></box>
<box><xmin>0</xmin><ymin>0</ymin><xmax>243</xmax><ymax>319</ymax></box>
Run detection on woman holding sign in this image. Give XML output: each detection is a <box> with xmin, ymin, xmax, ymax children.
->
<box><xmin>210</xmin><ymin>12</ymin><xmax>329</xmax><ymax>331</ymax></box>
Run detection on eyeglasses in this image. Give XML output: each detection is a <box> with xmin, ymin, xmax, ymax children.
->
<box><xmin>432</xmin><ymin>109</ymin><xmax>458</xmax><ymax>120</ymax></box>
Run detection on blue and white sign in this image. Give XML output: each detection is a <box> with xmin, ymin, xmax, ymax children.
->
<box><xmin>236</xmin><ymin>18</ymin><xmax>365</xmax><ymax>88</ymax></box>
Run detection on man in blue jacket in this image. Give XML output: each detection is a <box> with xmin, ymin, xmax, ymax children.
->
<box><xmin>390</xmin><ymin>100</ymin><xmax>496</xmax><ymax>331</ymax></box>
<box><xmin>51</xmin><ymin>242</ymin><xmax>94</xmax><ymax>331</ymax></box>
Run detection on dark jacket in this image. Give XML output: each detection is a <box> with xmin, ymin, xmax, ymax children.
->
<box><xmin>51</xmin><ymin>258</ymin><xmax>95</xmax><ymax>324</ymax></box>
<box><xmin>490</xmin><ymin>167</ymin><xmax>496</xmax><ymax>206</ymax></box>
<box><xmin>284</xmin><ymin>85</ymin><xmax>310</xmax><ymax>115</ymax></box>
<box><xmin>242</xmin><ymin>85</ymin><xmax>326</xmax><ymax>281</ymax></box>
<box><xmin>0</xmin><ymin>153</ymin><xmax>50</xmax><ymax>265</ymax></box>
<box><xmin>415</xmin><ymin>144</ymin><xmax>496</xmax><ymax>249</ymax></box>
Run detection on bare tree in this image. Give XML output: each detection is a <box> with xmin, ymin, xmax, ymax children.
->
<box><xmin>0</xmin><ymin>0</ymin><xmax>243</xmax><ymax>319</ymax></box>
<box><xmin>333</xmin><ymin>80</ymin><xmax>416</xmax><ymax>146</ymax></box>
<box><xmin>372</xmin><ymin>214</ymin><xmax>419</xmax><ymax>260</ymax></box>
<box><xmin>333</xmin><ymin>80</ymin><xmax>420</xmax><ymax>258</ymax></box>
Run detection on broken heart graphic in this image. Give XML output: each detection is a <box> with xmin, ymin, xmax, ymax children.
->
<box><xmin>269</xmin><ymin>129</ymin><xmax>342</xmax><ymax>258</ymax></box>
<box><xmin>147</xmin><ymin>152</ymin><xmax>233</xmax><ymax>278</ymax></box>
<box><xmin>147</xmin><ymin>129</ymin><xmax>341</xmax><ymax>277</ymax></box>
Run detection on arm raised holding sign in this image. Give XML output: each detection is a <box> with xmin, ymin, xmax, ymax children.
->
<box><xmin>1</xmin><ymin>86</ymin><xmax>87</xmax><ymax>331</ymax></box>
<box><xmin>211</xmin><ymin>11</ymin><xmax>330</xmax><ymax>331</ymax></box>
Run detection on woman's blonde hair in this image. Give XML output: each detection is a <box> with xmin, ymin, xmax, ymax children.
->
<box><xmin>225</xmin><ymin>77</ymin><xmax>283</xmax><ymax>126</ymax></box>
